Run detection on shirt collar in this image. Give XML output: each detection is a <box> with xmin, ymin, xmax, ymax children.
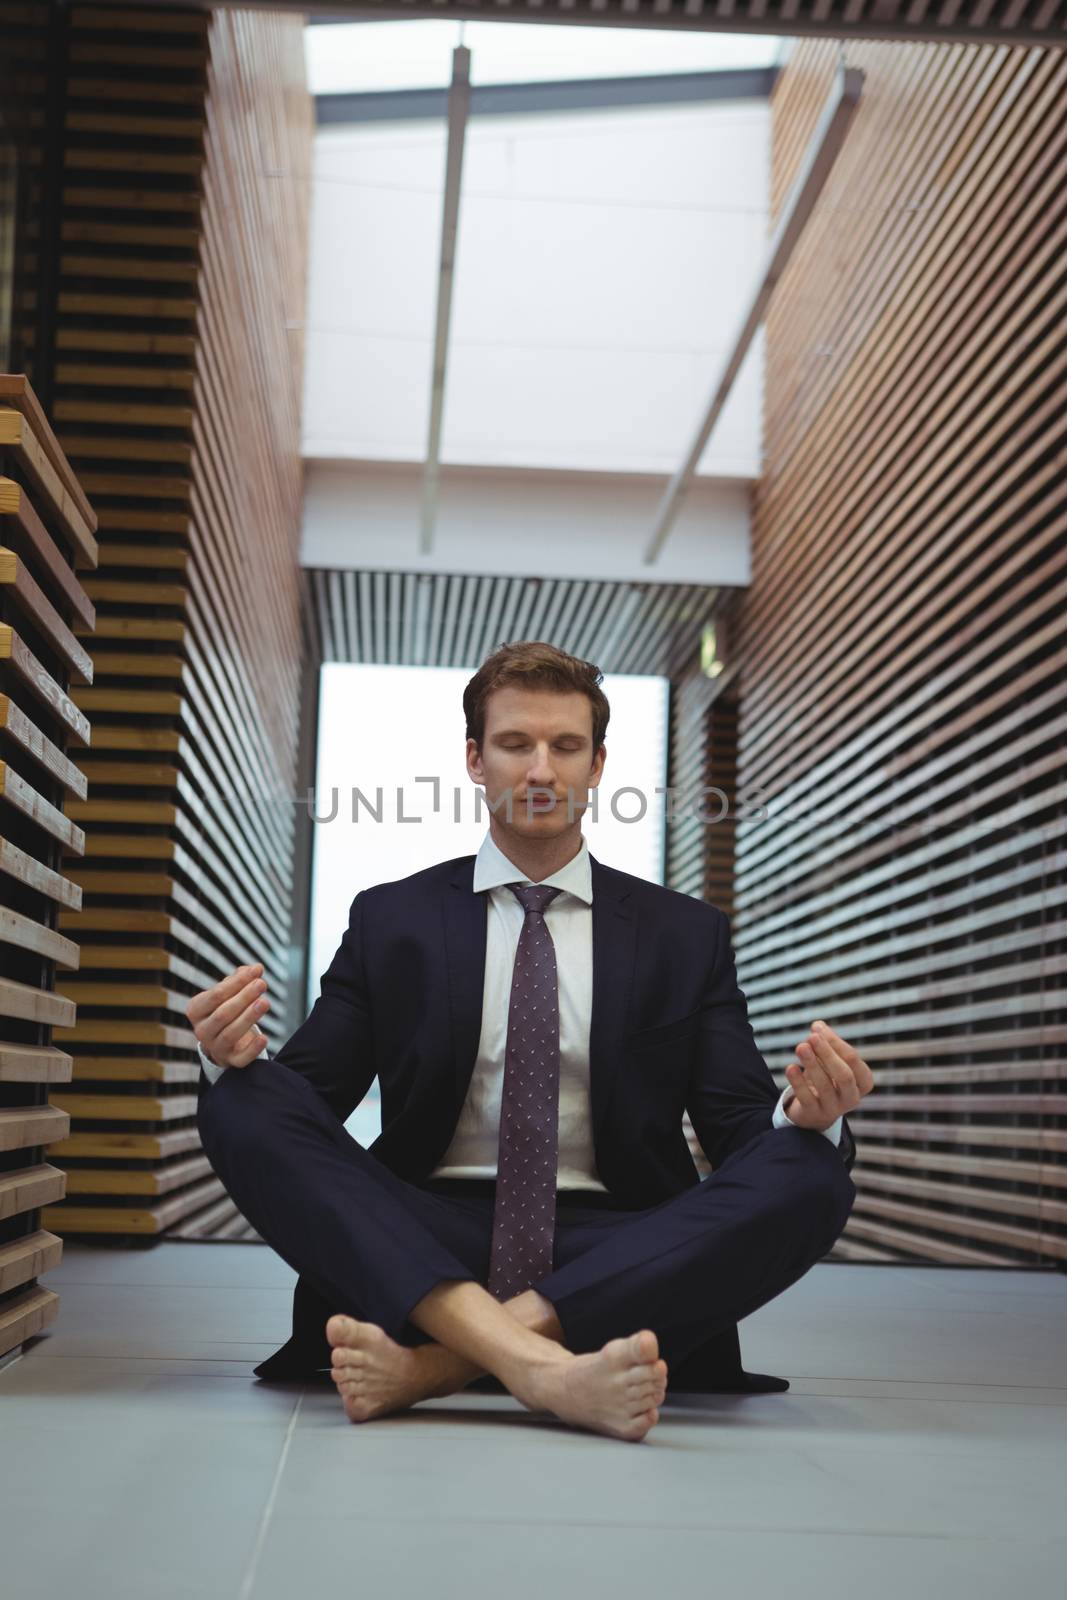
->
<box><xmin>473</xmin><ymin>828</ymin><xmax>593</xmax><ymax>905</ymax></box>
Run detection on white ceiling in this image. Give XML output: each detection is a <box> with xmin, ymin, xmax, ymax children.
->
<box><xmin>302</xmin><ymin>96</ymin><xmax>770</xmax><ymax>482</ymax></box>
<box><xmin>299</xmin><ymin>25</ymin><xmax>772</xmax><ymax>585</ymax></box>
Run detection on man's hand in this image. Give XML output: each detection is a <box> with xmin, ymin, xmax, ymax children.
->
<box><xmin>784</xmin><ymin>1019</ymin><xmax>873</xmax><ymax>1132</ymax></box>
<box><xmin>186</xmin><ymin>963</ymin><xmax>271</xmax><ymax>1069</ymax></box>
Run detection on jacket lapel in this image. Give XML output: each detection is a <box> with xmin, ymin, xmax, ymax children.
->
<box><xmin>588</xmin><ymin>853</ymin><xmax>637</xmax><ymax>1143</ymax></box>
<box><xmin>445</xmin><ymin>859</ymin><xmax>487</xmax><ymax>1108</ymax></box>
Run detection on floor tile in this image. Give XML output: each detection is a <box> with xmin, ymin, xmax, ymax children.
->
<box><xmin>249</xmin><ymin>1517</ymin><xmax>1064</xmax><ymax>1600</ymax></box>
<box><xmin>276</xmin><ymin>1387</ymin><xmax>1063</xmax><ymax>1536</ymax></box>
<box><xmin>0</xmin><ymin>1414</ymin><xmax>297</xmax><ymax>1600</ymax></box>
<box><xmin>1</xmin><ymin>1246</ymin><xmax>1063</xmax><ymax>1600</ymax></box>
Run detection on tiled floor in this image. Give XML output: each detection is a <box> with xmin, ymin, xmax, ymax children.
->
<box><xmin>2</xmin><ymin>1243</ymin><xmax>1064</xmax><ymax>1599</ymax></box>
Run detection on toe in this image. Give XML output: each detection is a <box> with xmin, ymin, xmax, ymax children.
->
<box><xmin>326</xmin><ymin>1313</ymin><xmax>357</xmax><ymax>1347</ymax></box>
<box><xmin>621</xmin><ymin>1405</ymin><xmax>659</xmax><ymax>1442</ymax></box>
<box><xmin>632</xmin><ymin>1329</ymin><xmax>659</xmax><ymax>1365</ymax></box>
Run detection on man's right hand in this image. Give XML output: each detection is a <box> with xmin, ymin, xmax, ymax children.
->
<box><xmin>187</xmin><ymin>963</ymin><xmax>271</xmax><ymax>1069</ymax></box>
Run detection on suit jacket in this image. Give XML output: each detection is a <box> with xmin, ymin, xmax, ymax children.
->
<box><xmin>198</xmin><ymin>850</ymin><xmax>855</xmax><ymax>1388</ymax></box>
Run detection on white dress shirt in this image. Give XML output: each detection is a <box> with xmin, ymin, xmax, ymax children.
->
<box><xmin>198</xmin><ymin>831</ymin><xmax>842</xmax><ymax>1184</ymax></box>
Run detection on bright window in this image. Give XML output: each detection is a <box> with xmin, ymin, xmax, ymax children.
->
<box><xmin>307</xmin><ymin>661</ymin><xmax>668</xmax><ymax>1136</ymax></box>
<box><xmin>305</xmin><ymin>21</ymin><xmax>783</xmax><ymax>96</ymax></box>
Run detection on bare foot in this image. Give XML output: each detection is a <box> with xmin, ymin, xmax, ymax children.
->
<box><xmin>510</xmin><ymin>1329</ymin><xmax>668</xmax><ymax>1442</ymax></box>
<box><xmin>325</xmin><ymin>1314</ymin><xmax>447</xmax><ymax>1423</ymax></box>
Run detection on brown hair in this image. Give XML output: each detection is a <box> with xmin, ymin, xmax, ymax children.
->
<box><xmin>463</xmin><ymin>640</ymin><xmax>610</xmax><ymax>753</ymax></box>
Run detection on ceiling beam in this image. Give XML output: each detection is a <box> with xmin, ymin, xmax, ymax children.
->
<box><xmin>315</xmin><ymin>67</ymin><xmax>779</xmax><ymax>125</ymax></box>
<box><xmin>642</xmin><ymin>58</ymin><xmax>864</xmax><ymax>567</ymax></box>
<box><xmin>299</xmin><ymin>4</ymin><xmax>1067</xmax><ymax>49</ymax></box>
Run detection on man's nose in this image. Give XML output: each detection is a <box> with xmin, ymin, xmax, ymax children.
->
<box><xmin>527</xmin><ymin>749</ymin><xmax>557</xmax><ymax>782</ymax></box>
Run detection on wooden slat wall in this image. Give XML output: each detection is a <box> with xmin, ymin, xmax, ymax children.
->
<box><xmin>728</xmin><ymin>37</ymin><xmax>1067</xmax><ymax>1267</ymax></box>
<box><xmin>664</xmin><ymin>652</ymin><xmax>719</xmax><ymax>903</ymax></box>
<box><xmin>665</xmin><ymin>648</ymin><xmax>745</xmax><ymax>1184</ymax></box>
<box><xmin>702</xmin><ymin>688</ymin><xmax>739</xmax><ymax>920</ymax></box>
<box><xmin>660</xmin><ymin>648</ymin><xmax>715</xmax><ymax>1183</ymax></box>
<box><xmin>0</xmin><ymin>374</ymin><xmax>98</xmax><ymax>1360</ymax></box>
<box><xmin>18</xmin><ymin>4</ymin><xmax>316</xmax><ymax>1241</ymax></box>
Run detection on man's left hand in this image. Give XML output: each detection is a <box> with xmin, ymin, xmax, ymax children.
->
<box><xmin>784</xmin><ymin>1020</ymin><xmax>873</xmax><ymax>1132</ymax></box>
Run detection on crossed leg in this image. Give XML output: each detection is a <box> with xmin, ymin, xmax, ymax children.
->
<box><xmin>330</xmin><ymin>1126</ymin><xmax>853</xmax><ymax>1428</ymax></box>
<box><xmin>198</xmin><ymin>1061</ymin><xmax>667</xmax><ymax>1442</ymax></box>
<box><xmin>198</xmin><ymin>1061</ymin><xmax>850</xmax><ymax>1443</ymax></box>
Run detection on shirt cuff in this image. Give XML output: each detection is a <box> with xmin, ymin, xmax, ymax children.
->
<box><xmin>773</xmin><ymin>1086</ymin><xmax>843</xmax><ymax>1147</ymax></box>
<box><xmin>197</xmin><ymin>1038</ymin><xmax>268</xmax><ymax>1085</ymax></box>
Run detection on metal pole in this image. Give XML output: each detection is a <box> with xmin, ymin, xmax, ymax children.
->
<box><xmin>643</xmin><ymin>62</ymin><xmax>863</xmax><ymax>567</ymax></box>
<box><xmin>420</xmin><ymin>43</ymin><xmax>471</xmax><ymax>555</ymax></box>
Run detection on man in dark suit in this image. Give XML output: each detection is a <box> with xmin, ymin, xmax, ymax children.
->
<box><xmin>190</xmin><ymin>641</ymin><xmax>870</xmax><ymax>1443</ymax></box>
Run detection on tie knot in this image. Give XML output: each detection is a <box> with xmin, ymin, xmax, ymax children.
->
<box><xmin>509</xmin><ymin>882</ymin><xmax>562</xmax><ymax>917</ymax></box>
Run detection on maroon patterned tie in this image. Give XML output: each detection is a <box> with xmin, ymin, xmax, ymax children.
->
<box><xmin>487</xmin><ymin>882</ymin><xmax>564</xmax><ymax>1301</ymax></box>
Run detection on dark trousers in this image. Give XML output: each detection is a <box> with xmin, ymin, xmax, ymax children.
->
<box><xmin>197</xmin><ymin>1058</ymin><xmax>856</xmax><ymax>1393</ymax></box>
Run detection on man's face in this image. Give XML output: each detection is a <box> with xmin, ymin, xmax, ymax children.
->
<box><xmin>466</xmin><ymin>685</ymin><xmax>606</xmax><ymax>838</ymax></box>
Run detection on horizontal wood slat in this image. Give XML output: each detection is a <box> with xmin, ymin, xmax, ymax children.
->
<box><xmin>0</xmin><ymin>1230</ymin><xmax>64</xmax><ymax>1294</ymax></box>
<box><xmin>64</xmin><ymin>1154</ymin><xmax>211</xmax><ymax>1194</ymax></box>
<box><xmin>0</xmin><ymin>1163</ymin><xmax>68</xmax><ymax>1219</ymax></box>
<box><xmin>0</xmin><ymin>1042</ymin><xmax>75</xmax><ymax>1082</ymax></box>
<box><xmin>41</xmin><ymin>1175</ymin><xmax>227</xmax><ymax>1234</ymax></box>
<box><xmin>0</xmin><ymin>1284</ymin><xmax>59</xmax><ymax>1350</ymax></box>
<box><xmin>0</xmin><ymin>375</ymin><xmax>97</xmax><ymax>548</ymax></box>
<box><xmin>725</xmin><ymin>36</ymin><xmax>1067</xmax><ymax>1267</ymax></box>
<box><xmin>0</xmin><ymin>1104</ymin><xmax>71</xmax><ymax>1153</ymax></box>
<box><xmin>47</xmin><ymin>1125</ymin><xmax>201</xmax><ymax>1160</ymax></box>
<box><xmin>0</xmin><ymin>478</ymin><xmax>97</xmax><ymax>631</ymax></box>
<box><xmin>50</xmin><ymin>1092</ymin><xmax>198</xmax><ymax>1122</ymax></box>
<box><xmin>0</xmin><ymin>904</ymin><xmax>77</xmax><ymax>970</ymax></box>
<box><xmin>0</xmin><ymin>406</ymin><xmax>96</xmax><ymax>567</ymax></box>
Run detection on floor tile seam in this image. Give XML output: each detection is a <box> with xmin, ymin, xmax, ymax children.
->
<box><xmin>21</xmin><ymin>1344</ymin><xmax>287</xmax><ymax>1353</ymax></box>
<box><xmin>7</xmin><ymin>1356</ymin><xmax>281</xmax><ymax>1368</ymax></box>
<box><xmin>238</xmin><ymin>1388</ymin><xmax>307</xmax><ymax>1600</ymax></box>
<box><xmin>14</xmin><ymin>1355</ymin><xmax>277</xmax><ymax>1365</ymax></box>
<box><xmin>23</xmin><ymin>1355</ymin><xmax>1064</xmax><ymax>1392</ymax></box>
<box><xmin>257</xmin><ymin>1512</ymin><xmax>1044</xmax><ymax>1541</ymax></box>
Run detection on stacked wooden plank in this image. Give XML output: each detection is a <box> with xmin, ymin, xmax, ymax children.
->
<box><xmin>702</xmin><ymin>690</ymin><xmax>739</xmax><ymax>920</ymax></box>
<box><xmin>17</xmin><ymin>5</ymin><xmax>315</xmax><ymax>1241</ymax></box>
<box><xmin>729</xmin><ymin>38</ymin><xmax>1067</xmax><ymax>1266</ymax></box>
<box><xmin>0</xmin><ymin>374</ymin><xmax>97</xmax><ymax>1359</ymax></box>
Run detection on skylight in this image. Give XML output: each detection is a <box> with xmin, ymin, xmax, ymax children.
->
<box><xmin>305</xmin><ymin>20</ymin><xmax>784</xmax><ymax>96</ymax></box>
